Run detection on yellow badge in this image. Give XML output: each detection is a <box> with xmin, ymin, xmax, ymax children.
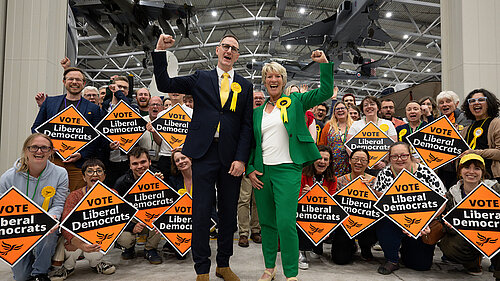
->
<box><xmin>229</xmin><ymin>82</ymin><xmax>242</xmax><ymax>112</ymax></box>
<box><xmin>458</xmin><ymin>125</ymin><xmax>464</xmax><ymax>131</ymax></box>
<box><xmin>276</xmin><ymin>97</ymin><xmax>292</xmax><ymax>123</ymax></box>
<box><xmin>41</xmin><ymin>186</ymin><xmax>56</xmax><ymax>211</ymax></box>
<box><xmin>380</xmin><ymin>124</ymin><xmax>389</xmax><ymax>132</ymax></box>
<box><xmin>474</xmin><ymin>127</ymin><xmax>483</xmax><ymax>137</ymax></box>
<box><xmin>398</xmin><ymin>129</ymin><xmax>407</xmax><ymax>142</ymax></box>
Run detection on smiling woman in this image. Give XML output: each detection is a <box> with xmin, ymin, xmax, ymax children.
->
<box><xmin>0</xmin><ymin>133</ymin><xmax>69</xmax><ymax>281</ymax></box>
<box><xmin>460</xmin><ymin>88</ymin><xmax>500</xmax><ymax>181</ymax></box>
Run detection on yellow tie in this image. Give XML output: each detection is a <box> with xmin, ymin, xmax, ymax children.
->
<box><xmin>220</xmin><ymin>73</ymin><xmax>230</xmax><ymax>107</ymax></box>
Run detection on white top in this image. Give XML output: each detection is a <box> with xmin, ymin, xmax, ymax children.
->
<box><xmin>348</xmin><ymin>118</ymin><xmax>397</xmax><ymax>138</ymax></box>
<box><xmin>138</xmin><ymin>115</ymin><xmax>161</xmax><ymax>161</ymax></box>
<box><xmin>158</xmin><ymin>104</ymin><xmax>193</xmax><ymax>157</ymax></box>
<box><xmin>261</xmin><ymin>106</ymin><xmax>293</xmax><ymax>165</ymax></box>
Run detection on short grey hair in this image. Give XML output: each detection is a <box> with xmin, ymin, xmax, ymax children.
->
<box><xmin>436</xmin><ymin>90</ymin><xmax>460</xmax><ymax>105</ymax></box>
<box><xmin>83</xmin><ymin>86</ymin><xmax>98</xmax><ymax>95</ymax></box>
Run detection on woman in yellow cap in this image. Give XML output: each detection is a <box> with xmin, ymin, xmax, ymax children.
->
<box><xmin>438</xmin><ymin>154</ymin><xmax>500</xmax><ymax>276</ymax></box>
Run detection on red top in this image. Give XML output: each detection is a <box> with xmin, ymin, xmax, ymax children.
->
<box><xmin>300</xmin><ymin>174</ymin><xmax>337</xmax><ymax>197</ymax></box>
<box><xmin>305</xmin><ymin>110</ymin><xmax>315</xmax><ymax>127</ymax></box>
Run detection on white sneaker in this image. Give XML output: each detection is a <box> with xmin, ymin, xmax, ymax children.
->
<box><xmin>298</xmin><ymin>251</ymin><xmax>309</xmax><ymax>270</ymax></box>
<box><xmin>309</xmin><ymin>251</ymin><xmax>321</xmax><ymax>259</ymax></box>
<box><xmin>50</xmin><ymin>266</ymin><xmax>74</xmax><ymax>281</ymax></box>
<box><xmin>373</xmin><ymin>242</ymin><xmax>382</xmax><ymax>251</ymax></box>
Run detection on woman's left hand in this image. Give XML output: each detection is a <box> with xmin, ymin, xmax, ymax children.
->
<box><xmin>311</xmin><ymin>50</ymin><xmax>328</xmax><ymax>63</ymax></box>
<box><xmin>373</xmin><ymin>161</ymin><xmax>386</xmax><ymax>170</ymax></box>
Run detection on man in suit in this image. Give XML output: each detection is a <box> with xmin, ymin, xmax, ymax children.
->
<box><xmin>31</xmin><ymin>67</ymin><xmax>101</xmax><ymax>191</ymax></box>
<box><xmin>153</xmin><ymin>34</ymin><xmax>253</xmax><ymax>281</ymax></box>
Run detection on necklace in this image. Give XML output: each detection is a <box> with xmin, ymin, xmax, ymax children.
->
<box><xmin>268</xmin><ymin>99</ymin><xmax>277</xmax><ymax>106</ymax></box>
<box><xmin>26</xmin><ymin>168</ymin><xmax>45</xmax><ymax>200</ymax></box>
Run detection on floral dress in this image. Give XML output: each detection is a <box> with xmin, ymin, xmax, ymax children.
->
<box><xmin>320</xmin><ymin>122</ymin><xmax>350</xmax><ymax>177</ymax></box>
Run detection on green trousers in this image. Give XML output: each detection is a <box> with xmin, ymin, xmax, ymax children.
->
<box><xmin>254</xmin><ymin>163</ymin><xmax>301</xmax><ymax>278</ymax></box>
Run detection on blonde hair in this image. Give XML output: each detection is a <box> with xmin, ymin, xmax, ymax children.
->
<box><xmin>261</xmin><ymin>62</ymin><xmax>287</xmax><ymax>92</ymax></box>
<box><xmin>17</xmin><ymin>133</ymin><xmax>54</xmax><ymax>173</ymax></box>
<box><xmin>327</xmin><ymin>101</ymin><xmax>353</xmax><ymax>134</ymax></box>
<box><xmin>284</xmin><ymin>84</ymin><xmax>300</xmax><ymax>96</ymax></box>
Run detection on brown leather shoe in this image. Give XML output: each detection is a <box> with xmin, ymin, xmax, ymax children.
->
<box><xmin>238</xmin><ymin>235</ymin><xmax>249</xmax><ymax>247</ymax></box>
<box><xmin>196</xmin><ymin>273</ymin><xmax>209</xmax><ymax>281</ymax></box>
<box><xmin>215</xmin><ymin>267</ymin><xmax>240</xmax><ymax>281</ymax></box>
<box><xmin>250</xmin><ymin>233</ymin><xmax>262</xmax><ymax>244</ymax></box>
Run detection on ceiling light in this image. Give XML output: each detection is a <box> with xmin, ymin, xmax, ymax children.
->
<box><xmin>253</xmin><ymin>30</ymin><xmax>258</xmax><ymax>36</ymax></box>
<box><xmin>348</xmin><ymin>79</ymin><xmax>352</xmax><ymax>83</ymax></box>
<box><xmin>383</xmin><ymin>73</ymin><xmax>388</xmax><ymax>77</ymax></box>
<box><xmin>299</xmin><ymin>7</ymin><xmax>306</xmax><ymax>14</ymax></box>
<box><xmin>403</xmin><ymin>34</ymin><xmax>409</xmax><ymax>39</ymax></box>
<box><xmin>136</xmin><ymin>63</ymin><xmax>141</xmax><ymax>66</ymax></box>
<box><xmin>385</xmin><ymin>12</ymin><xmax>392</xmax><ymax>18</ymax></box>
<box><xmin>286</xmin><ymin>44</ymin><xmax>291</xmax><ymax>50</ymax></box>
<box><xmin>426</xmin><ymin>68</ymin><xmax>431</xmax><ymax>72</ymax></box>
<box><xmin>416</xmin><ymin>52</ymin><xmax>422</xmax><ymax>57</ymax></box>
<box><xmin>211</xmin><ymin>11</ymin><xmax>217</xmax><ymax>17</ymax></box>
<box><xmin>252</xmin><ymin>59</ymin><xmax>256</xmax><ymax>63</ymax></box>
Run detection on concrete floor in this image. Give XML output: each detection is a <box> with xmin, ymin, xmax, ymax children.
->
<box><xmin>0</xmin><ymin>236</ymin><xmax>495</xmax><ymax>281</ymax></box>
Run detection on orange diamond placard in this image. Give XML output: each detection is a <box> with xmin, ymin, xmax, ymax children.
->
<box><xmin>345</xmin><ymin>122</ymin><xmax>395</xmax><ymax>168</ymax></box>
<box><xmin>154</xmin><ymin>193</ymin><xmax>192</xmax><ymax>256</ymax></box>
<box><xmin>296</xmin><ymin>183</ymin><xmax>348</xmax><ymax>246</ymax></box>
<box><xmin>152</xmin><ymin>104</ymin><xmax>192</xmax><ymax>150</ymax></box>
<box><xmin>0</xmin><ymin>187</ymin><xmax>58</xmax><ymax>267</ymax></box>
<box><xmin>124</xmin><ymin>170</ymin><xmax>180</xmax><ymax>230</ymax></box>
<box><xmin>35</xmin><ymin>105</ymin><xmax>99</xmax><ymax>161</ymax></box>
<box><xmin>407</xmin><ymin>115</ymin><xmax>470</xmax><ymax>170</ymax></box>
<box><xmin>60</xmin><ymin>181</ymin><xmax>137</xmax><ymax>254</ymax></box>
<box><xmin>443</xmin><ymin>183</ymin><xmax>500</xmax><ymax>258</ymax></box>
<box><xmin>96</xmin><ymin>100</ymin><xmax>147</xmax><ymax>153</ymax></box>
<box><xmin>334</xmin><ymin>176</ymin><xmax>383</xmax><ymax>238</ymax></box>
<box><xmin>374</xmin><ymin>169</ymin><xmax>447</xmax><ymax>239</ymax></box>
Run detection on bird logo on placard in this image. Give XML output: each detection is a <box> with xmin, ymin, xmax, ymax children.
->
<box><xmin>404</xmin><ymin>216</ymin><xmax>421</xmax><ymax>228</ymax></box>
<box><xmin>170</xmin><ymin>136</ymin><xmax>182</xmax><ymax>144</ymax></box>
<box><xmin>60</xmin><ymin>142</ymin><xmax>76</xmax><ymax>153</ymax></box>
<box><xmin>308</xmin><ymin>224</ymin><xmax>324</xmax><ymax>236</ymax></box>
<box><xmin>96</xmin><ymin>232</ymin><xmax>114</xmax><ymax>244</ymax></box>
<box><xmin>144</xmin><ymin>212</ymin><xmax>159</xmax><ymax>222</ymax></box>
<box><xmin>345</xmin><ymin>218</ymin><xmax>362</xmax><ymax>229</ymax></box>
<box><xmin>120</xmin><ymin>137</ymin><xmax>133</xmax><ymax>146</ymax></box>
<box><xmin>476</xmin><ymin>233</ymin><xmax>498</xmax><ymax>246</ymax></box>
<box><xmin>0</xmin><ymin>242</ymin><xmax>23</xmax><ymax>255</ymax></box>
<box><xmin>175</xmin><ymin>235</ymin><xmax>191</xmax><ymax>246</ymax></box>
<box><xmin>427</xmin><ymin>153</ymin><xmax>443</xmax><ymax>164</ymax></box>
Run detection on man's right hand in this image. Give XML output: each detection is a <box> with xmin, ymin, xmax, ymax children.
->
<box><xmin>156</xmin><ymin>34</ymin><xmax>175</xmax><ymax>50</ymax></box>
<box><xmin>133</xmin><ymin>222</ymin><xmax>145</xmax><ymax>234</ymax></box>
<box><xmin>35</xmin><ymin>92</ymin><xmax>47</xmax><ymax>107</ymax></box>
<box><xmin>248</xmin><ymin>170</ymin><xmax>264</xmax><ymax>189</ymax></box>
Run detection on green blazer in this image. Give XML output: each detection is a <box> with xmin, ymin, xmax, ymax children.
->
<box><xmin>246</xmin><ymin>62</ymin><xmax>334</xmax><ymax>175</ymax></box>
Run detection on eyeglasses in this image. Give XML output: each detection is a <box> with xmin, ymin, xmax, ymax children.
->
<box><xmin>351</xmin><ymin>157</ymin><xmax>368</xmax><ymax>164</ymax></box>
<box><xmin>85</xmin><ymin>169</ymin><xmax>105</xmax><ymax>176</ymax></box>
<box><xmin>219</xmin><ymin>44</ymin><xmax>239</xmax><ymax>54</ymax></box>
<box><xmin>389</xmin><ymin>154</ymin><xmax>410</xmax><ymax>161</ymax></box>
<box><xmin>27</xmin><ymin>146</ymin><xmax>52</xmax><ymax>153</ymax></box>
<box><xmin>149</xmin><ymin>103</ymin><xmax>163</xmax><ymax>107</ymax></box>
<box><xmin>468</xmin><ymin>97</ymin><xmax>487</xmax><ymax>104</ymax></box>
<box><xmin>335</xmin><ymin>107</ymin><xmax>347</xmax><ymax>111</ymax></box>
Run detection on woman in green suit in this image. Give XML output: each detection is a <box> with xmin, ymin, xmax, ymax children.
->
<box><xmin>247</xmin><ymin>50</ymin><xmax>333</xmax><ymax>281</ymax></box>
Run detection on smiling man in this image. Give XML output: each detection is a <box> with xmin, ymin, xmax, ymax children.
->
<box><xmin>153</xmin><ymin>34</ymin><xmax>253</xmax><ymax>281</ymax></box>
<box><xmin>136</xmin><ymin>87</ymin><xmax>151</xmax><ymax>116</ymax></box>
<box><xmin>31</xmin><ymin>67</ymin><xmax>102</xmax><ymax>191</ymax></box>
<box><xmin>114</xmin><ymin>147</ymin><xmax>164</xmax><ymax>265</ymax></box>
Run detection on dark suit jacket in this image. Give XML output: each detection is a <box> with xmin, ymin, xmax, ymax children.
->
<box><xmin>31</xmin><ymin>94</ymin><xmax>102</xmax><ymax>167</ymax></box>
<box><xmin>152</xmin><ymin>51</ymin><xmax>253</xmax><ymax>166</ymax></box>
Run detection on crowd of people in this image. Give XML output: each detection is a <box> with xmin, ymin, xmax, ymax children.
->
<box><xmin>0</xmin><ymin>33</ymin><xmax>499</xmax><ymax>281</ymax></box>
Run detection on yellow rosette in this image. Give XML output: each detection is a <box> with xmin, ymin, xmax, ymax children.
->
<box><xmin>469</xmin><ymin>127</ymin><xmax>483</xmax><ymax>149</ymax></box>
<box><xmin>41</xmin><ymin>186</ymin><xmax>56</xmax><ymax>211</ymax></box>
<box><xmin>230</xmin><ymin>82</ymin><xmax>241</xmax><ymax>112</ymax></box>
<box><xmin>276</xmin><ymin>97</ymin><xmax>291</xmax><ymax>123</ymax></box>
<box><xmin>398</xmin><ymin>129</ymin><xmax>407</xmax><ymax>142</ymax></box>
<box><xmin>379</xmin><ymin>124</ymin><xmax>389</xmax><ymax>132</ymax></box>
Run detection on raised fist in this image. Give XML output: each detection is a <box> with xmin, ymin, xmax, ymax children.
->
<box><xmin>156</xmin><ymin>34</ymin><xmax>175</xmax><ymax>50</ymax></box>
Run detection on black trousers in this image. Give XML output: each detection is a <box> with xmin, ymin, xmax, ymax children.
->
<box><xmin>191</xmin><ymin>141</ymin><xmax>242</xmax><ymax>274</ymax></box>
<box><xmin>331</xmin><ymin>226</ymin><xmax>378</xmax><ymax>265</ymax></box>
<box><xmin>157</xmin><ymin>156</ymin><xmax>172</xmax><ymax>180</ymax></box>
